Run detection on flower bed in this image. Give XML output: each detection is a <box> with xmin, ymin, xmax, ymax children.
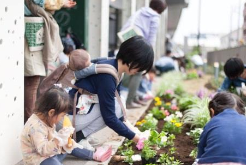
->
<box><xmin>109</xmin><ymin>72</ymin><xmax>211</xmax><ymax>165</ymax></box>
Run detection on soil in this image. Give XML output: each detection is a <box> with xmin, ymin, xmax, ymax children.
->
<box><xmin>109</xmin><ymin>75</ymin><xmax>215</xmax><ymax>165</ymax></box>
<box><xmin>109</xmin><ymin>101</ymin><xmax>196</xmax><ymax>165</ymax></box>
<box><xmin>109</xmin><ymin>122</ymin><xmax>195</xmax><ymax>165</ymax></box>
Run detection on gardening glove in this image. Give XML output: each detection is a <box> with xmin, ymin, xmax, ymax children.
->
<box><xmin>138</xmin><ymin>129</ymin><xmax>151</xmax><ymax>140</ymax></box>
<box><xmin>62</xmin><ymin>139</ymin><xmax>84</xmax><ymax>153</ymax></box>
<box><xmin>124</xmin><ymin>120</ymin><xmax>141</xmax><ymax>134</ymax></box>
<box><xmin>54</xmin><ymin>127</ymin><xmax>75</xmax><ymax>146</ymax></box>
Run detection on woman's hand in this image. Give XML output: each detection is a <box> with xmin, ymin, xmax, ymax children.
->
<box><xmin>132</xmin><ymin>134</ymin><xmax>140</xmax><ymax>143</ymax></box>
<box><xmin>63</xmin><ymin>0</ymin><xmax>76</xmax><ymax>8</ymax></box>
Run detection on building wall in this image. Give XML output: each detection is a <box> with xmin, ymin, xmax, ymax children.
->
<box><xmin>0</xmin><ymin>1</ymin><xmax>24</xmax><ymax>165</ymax></box>
<box><xmin>207</xmin><ymin>46</ymin><xmax>246</xmax><ymax>65</ymax></box>
<box><xmin>88</xmin><ymin>0</ymin><xmax>109</xmax><ymax>58</ymax></box>
<box><xmin>221</xmin><ymin>28</ymin><xmax>243</xmax><ymax>49</ymax></box>
<box><xmin>244</xmin><ymin>3</ymin><xmax>246</xmax><ymax>42</ymax></box>
<box><xmin>155</xmin><ymin>9</ymin><xmax>168</xmax><ymax>60</ymax></box>
<box><xmin>89</xmin><ymin>0</ymin><xmax>167</xmax><ymax>59</ymax></box>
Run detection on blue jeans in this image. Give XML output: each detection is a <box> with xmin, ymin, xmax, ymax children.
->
<box><xmin>40</xmin><ymin>148</ymin><xmax>93</xmax><ymax>165</ymax></box>
<box><xmin>155</xmin><ymin>65</ymin><xmax>175</xmax><ymax>73</ymax></box>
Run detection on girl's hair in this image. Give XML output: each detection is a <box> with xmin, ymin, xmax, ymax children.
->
<box><xmin>116</xmin><ymin>36</ymin><xmax>154</xmax><ymax>75</ymax></box>
<box><xmin>208</xmin><ymin>91</ymin><xmax>245</xmax><ymax>116</ymax></box>
<box><xmin>34</xmin><ymin>86</ymin><xmax>72</xmax><ymax>117</ymax></box>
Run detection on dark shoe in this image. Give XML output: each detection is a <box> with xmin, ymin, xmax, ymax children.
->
<box><xmin>76</xmin><ymin>131</ymin><xmax>86</xmax><ymax>142</ymax></box>
<box><xmin>134</xmin><ymin>98</ymin><xmax>148</xmax><ymax>106</ymax></box>
<box><xmin>126</xmin><ymin>102</ymin><xmax>142</xmax><ymax>109</ymax></box>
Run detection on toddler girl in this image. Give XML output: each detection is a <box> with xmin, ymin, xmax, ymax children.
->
<box><xmin>21</xmin><ymin>86</ymin><xmax>112</xmax><ymax>165</ymax></box>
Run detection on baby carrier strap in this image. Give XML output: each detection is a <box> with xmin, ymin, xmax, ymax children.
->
<box><xmin>71</xmin><ymin>64</ymin><xmax>127</xmax><ymax>140</ymax></box>
<box><xmin>96</xmin><ymin>64</ymin><xmax>120</xmax><ymax>85</ymax></box>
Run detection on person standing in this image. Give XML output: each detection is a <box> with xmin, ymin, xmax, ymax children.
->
<box><xmin>120</xmin><ymin>0</ymin><xmax>167</xmax><ymax>108</ymax></box>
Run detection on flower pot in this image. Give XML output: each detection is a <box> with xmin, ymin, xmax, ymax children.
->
<box><xmin>141</xmin><ymin>156</ymin><xmax>158</xmax><ymax>165</ymax></box>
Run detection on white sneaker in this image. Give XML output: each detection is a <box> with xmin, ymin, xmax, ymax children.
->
<box><xmin>87</xmin><ymin>135</ymin><xmax>101</xmax><ymax>147</ymax></box>
<box><xmin>78</xmin><ymin>139</ymin><xmax>95</xmax><ymax>151</ymax></box>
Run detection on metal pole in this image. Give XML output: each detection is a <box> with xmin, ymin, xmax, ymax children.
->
<box><xmin>237</xmin><ymin>0</ymin><xmax>242</xmax><ymax>44</ymax></box>
<box><xmin>197</xmin><ymin>0</ymin><xmax>201</xmax><ymax>53</ymax></box>
<box><xmin>229</xmin><ymin>6</ymin><xmax>233</xmax><ymax>48</ymax></box>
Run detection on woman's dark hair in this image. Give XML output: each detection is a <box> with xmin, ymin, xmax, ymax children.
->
<box><xmin>116</xmin><ymin>36</ymin><xmax>154</xmax><ymax>75</ymax></box>
<box><xmin>34</xmin><ymin>86</ymin><xmax>72</xmax><ymax>117</ymax></box>
<box><xmin>224</xmin><ymin>57</ymin><xmax>244</xmax><ymax>79</ymax></box>
<box><xmin>208</xmin><ymin>91</ymin><xmax>245</xmax><ymax>116</ymax></box>
<box><xmin>149</xmin><ymin>0</ymin><xmax>167</xmax><ymax>14</ymax></box>
<box><xmin>63</xmin><ymin>42</ymin><xmax>74</xmax><ymax>55</ymax></box>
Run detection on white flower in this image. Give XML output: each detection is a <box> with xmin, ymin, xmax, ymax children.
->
<box><xmin>164</xmin><ymin>114</ymin><xmax>174</xmax><ymax>122</ymax></box>
<box><xmin>146</xmin><ymin>113</ymin><xmax>153</xmax><ymax>117</ymax></box>
<box><xmin>161</xmin><ymin>136</ymin><xmax>168</xmax><ymax>143</ymax></box>
<box><xmin>175</xmin><ymin>111</ymin><xmax>183</xmax><ymax>118</ymax></box>
<box><xmin>131</xmin><ymin>154</ymin><xmax>141</xmax><ymax>161</ymax></box>
<box><xmin>195</xmin><ymin>128</ymin><xmax>203</xmax><ymax>134</ymax></box>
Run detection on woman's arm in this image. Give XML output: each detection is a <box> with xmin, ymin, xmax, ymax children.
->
<box><xmin>96</xmin><ymin>74</ymin><xmax>135</xmax><ymax>140</ymax></box>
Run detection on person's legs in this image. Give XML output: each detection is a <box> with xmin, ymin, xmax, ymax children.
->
<box><xmin>126</xmin><ymin>73</ymin><xmax>142</xmax><ymax>108</ymax></box>
<box><xmin>40</xmin><ymin>154</ymin><xmax>66</xmax><ymax>165</ymax></box>
<box><xmin>56</xmin><ymin>98</ymin><xmax>123</xmax><ymax>138</ymax></box>
<box><xmin>71</xmin><ymin>148</ymin><xmax>93</xmax><ymax>160</ymax></box>
<box><xmin>24</xmin><ymin>76</ymin><xmax>40</xmax><ymax>123</ymax></box>
<box><xmin>155</xmin><ymin>65</ymin><xmax>174</xmax><ymax>73</ymax></box>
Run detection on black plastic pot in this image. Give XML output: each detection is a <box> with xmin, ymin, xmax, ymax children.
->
<box><xmin>141</xmin><ymin>156</ymin><xmax>158</xmax><ymax>165</ymax></box>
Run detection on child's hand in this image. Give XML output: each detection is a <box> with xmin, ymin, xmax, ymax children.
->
<box><xmin>63</xmin><ymin>0</ymin><xmax>76</xmax><ymax>8</ymax></box>
<box><xmin>63</xmin><ymin>139</ymin><xmax>84</xmax><ymax>153</ymax></box>
<box><xmin>54</xmin><ymin>127</ymin><xmax>75</xmax><ymax>146</ymax></box>
<box><xmin>63</xmin><ymin>139</ymin><xmax>76</xmax><ymax>153</ymax></box>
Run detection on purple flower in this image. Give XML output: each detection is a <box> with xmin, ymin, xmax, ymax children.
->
<box><xmin>208</xmin><ymin>92</ymin><xmax>217</xmax><ymax>99</ymax></box>
<box><xmin>196</xmin><ymin>88</ymin><xmax>207</xmax><ymax>99</ymax></box>
<box><xmin>197</xmin><ymin>70</ymin><xmax>204</xmax><ymax>78</ymax></box>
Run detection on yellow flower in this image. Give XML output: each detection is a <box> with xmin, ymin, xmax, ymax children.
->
<box><xmin>165</xmin><ymin>102</ymin><xmax>171</xmax><ymax>106</ymax></box>
<box><xmin>155</xmin><ymin>101</ymin><xmax>162</xmax><ymax>106</ymax></box>
<box><xmin>170</xmin><ymin>119</ymin><xmax>176</xmax><ymax>123</ymax></box>
<box><xmin>154</xmin><ymin>97</ymin><xmax>160</xmax><ymax>102</ymax></box>
<box><xmin>175</xmin><ymin>123</ymin><xmax>182</xmax><ymax>127</ymax></box>
<box><xmin>141</xmin><ymin>119</ymin><xmax>146</xmax><ymax>123</ymax></box>
<box><xmin>136</xmin><ymin>121</ymin><xmax>142</xmax><ymax>126</ymax></box>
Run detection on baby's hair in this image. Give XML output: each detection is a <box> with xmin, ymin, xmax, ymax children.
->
<box><xmin>208</xmin><ymin>91</ymin><xmax>245</xmax><ymax>116</ymax></box>
<box><xmin>34</xmin><ymin>86</ymin><xmax>72</xmax><ymax>117</ymax></box>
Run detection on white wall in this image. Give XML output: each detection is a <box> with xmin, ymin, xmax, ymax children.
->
<box><xmin>88</xmin><ymin>0</ymin><xmax>109</xmax><ymax>58</ymax></box>
<box><xmin>0</xmin><ymin>1</ymin><xmax>24</xmax><ymax>165</ymax></box>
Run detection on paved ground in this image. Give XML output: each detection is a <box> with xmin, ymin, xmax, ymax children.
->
<box><xmin>183</xmin><ymin>74</ymin><xmax>215</xmax><ymax>95</ymax></box>
<box><xmin>16</xmin><ymin>77</ymin><xmax>161</xmax><ymax>165</ymax></box>
<box><xmin>16</xmin><ymin>74</ymin><xmax>216</xmax><ymax>165</ymax></box>
<box><xmin>62</xmin><ymin>79</ymin><xmax>161</xmax><ymax>165</ymax></box>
